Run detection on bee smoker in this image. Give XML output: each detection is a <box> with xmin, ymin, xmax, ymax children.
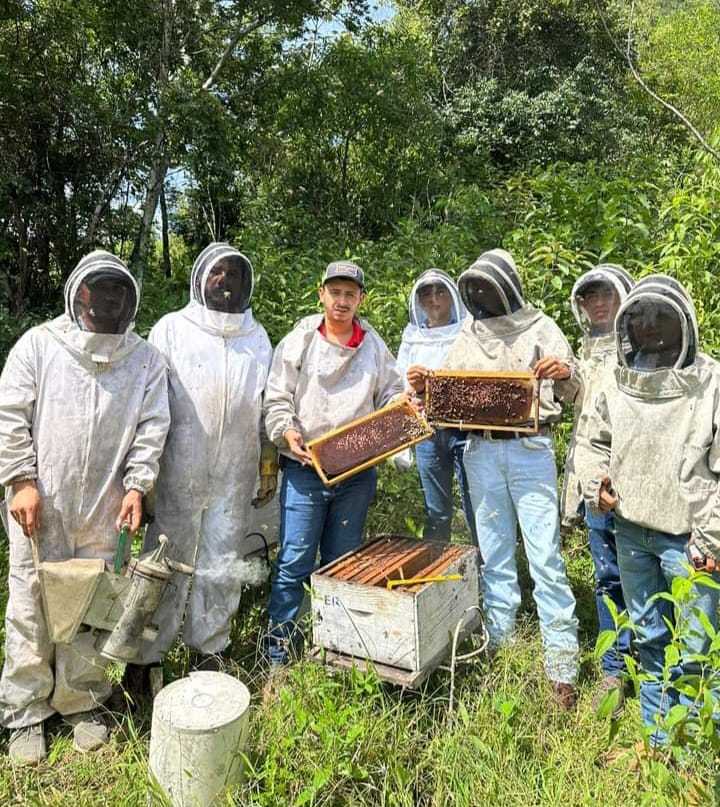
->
<box><xmin>94</xmin><ymin>535</ymin><xmax>193</xmax><ymax>662</ymax></box>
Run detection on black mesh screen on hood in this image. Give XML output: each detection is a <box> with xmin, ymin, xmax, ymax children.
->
<box><xmin>73</xmin><ymin>270</ymin><xmax>137</xmax><ymax>334</ymax></box>
<box><xmin>191</xmin><ymin>243</ymin><xmax>254</xmax><ymax>313</ymax></box>
<box><xmin>617</xmin><ymin>284</ymin><xmax>696</xmax><ymax>371</ymax></box>
<box><xmin>65</xmin><ymin>251</ymin><xmax>139</xmax><ymax>335</ymax></box>
<box><xmin>458</xmin><ymin>250</ymin><xmax>525</xmax><ymax>320</ymax></box>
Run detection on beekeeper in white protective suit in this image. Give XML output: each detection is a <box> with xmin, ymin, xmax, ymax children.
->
<box><xmin>581</xmin><ymin>275</ymin><xmax>720</xmax><ymax>748</ymax></box>
<box><xmin>0</xmin><ymin>251</ymin><xmax>170</xmax><ymax>765</ymax></box>
<box><xmin>555</xmin><ymin>264</ymin><xmax>635</xmax><ymax>712</ymax></box>
<box><xmin>396</xmin><ymin>269</ymin><xmax>477</xmax><ymax>544</ymax></box>
<box><xmin>136</xmin><ymin>243</ymin><xmax>273</xmax><ymax>675</ymax></box>
<box><xmin>407</xmin><ymin>248</ymin><xmax>581</xmax><ymax>709</ymax></box>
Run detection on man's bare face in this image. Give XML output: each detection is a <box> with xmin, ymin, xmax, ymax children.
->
<box><xmin>318</xmin><ymin>278</ymin><xmax>364</xmax><ymax>325</ymax></box>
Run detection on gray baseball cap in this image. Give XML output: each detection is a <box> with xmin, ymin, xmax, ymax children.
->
<box><xmin>322</xmin><ymin>260</ymin><xmax>365</xmax><ymax>289</ymax></box>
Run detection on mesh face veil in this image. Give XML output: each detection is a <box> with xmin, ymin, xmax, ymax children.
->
<box><xmin>410</xmin><ymin>269</ymin><xmax>464</xmax><ymax>328</ymax></box>
<box><xmin>458</xmin><ymin>249</ymin><xmax>525</xmax><ymax>319</ymax></box>
<box><xmin>190</xmin><ymin>243</ymin><xmax>254</xmax><ymax>313</ymax></box>
<box><xmin>615</xmin><ymin>275</ymin><xmax>697</xmax><ymax>371</ymax></box>
<box><xmin>65</xmin><ymin>252</ymin><xmax>138</xmax><ymax>334</ymax></box>
<box><xmin>571</xmin><ymin>264</ymin><xmax>634</xmax><ymax>336</ymax></box>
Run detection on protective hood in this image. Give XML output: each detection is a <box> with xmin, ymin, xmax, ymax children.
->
<box><xmin>407</xmin><ymin>269</ymin><xmax>466</xmax><ymax>328</ymax></box>
<box><xmin>64</xmin><ymin>250</ymin><xmax>139</xmax><ymax>335</ymax></box>
<box><xmin>190</xmin><ymin>242</ymin><xmax>254</xmax><ymax>313</ymax></box>
<box><xmin>458</xmin><ymin>249</ymin><xmax>525</xmax><ymax>319</ymax></box>
<box><xmin>616</xmin><ymin>274</ymin><xmax>698</xmax><ymax>371</ymax></box>
<box><xmin>397</xmin><ymin>269</ymin><xmax>467</xmax><ymax>374</ymax></box>
<box><xmin>571</xmin><ymin>264</ymin><xmax>634</xmax><ymax>336</ymax></box>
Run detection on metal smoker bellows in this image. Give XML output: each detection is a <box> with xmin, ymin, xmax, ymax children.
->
<box><xmin>35</xmin><ymin>534</ymin><xmax>193</xmax><ymax>663</ymax></box>
<box><xmin>95</xmin><ymin>536</ymin><xmax>193</xmax><ymax>661</ymax></box>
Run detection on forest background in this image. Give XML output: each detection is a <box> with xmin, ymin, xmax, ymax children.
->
<box><xmin>2</xmin><ymin>1</ymin><xmax>720</xmax><ymax>805</ymax></box>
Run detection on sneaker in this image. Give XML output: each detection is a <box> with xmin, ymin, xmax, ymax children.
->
<box><xmin>549</xmin><ymin>682</ymin><xmax>577</xmax><ymax>711</ymax></box>
<box><xmin>66</xmin><ymin>710</ymin><xmax>109</xmax><ymax>753</ymax></box>
<box><xmin>8</xmin><ymin>723</ymin><xmax>46</xmax><ymax>766</ymax></box>
<box><xmin>592</xmin><ymin>674</ymin><xmax>625</xmax><ymax>718</ymax></box>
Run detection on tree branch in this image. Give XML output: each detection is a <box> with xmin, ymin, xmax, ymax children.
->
<box><xmin>202</xmin><ymin>15</ymin><xmax>266</xmax><ymax>91</ymax></box>
<box><xmin>595</xmin><ymin>0</ymin><xmax>720</xmax><ymax>161</ymax></box>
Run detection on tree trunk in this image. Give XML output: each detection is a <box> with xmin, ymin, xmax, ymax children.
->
<box><xmin>160</xmin><ymin>182</ymin><xmax>171</xmax><ymax>278</ymax></box>
<box><xmin>128</xmin><ymin>138</ymin><xmax>168</xmax><ymax>286</ymax></box>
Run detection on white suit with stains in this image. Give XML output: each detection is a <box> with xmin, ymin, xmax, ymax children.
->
<box><xmin>445</xmin><ymin>249</ymin><xmax>580</xmax><ymax>684</ymax></box>
<box><xmin>0</xmin><ymin>252</ymin><xmax>169</xmax><ymax>729</ymax></box>
<box><xmin>140</xmin><ymin>245</ymin><xmax>272</xmax><ymax>659</ymax></box>
<box><xmin>580</xmin><ymin>275</ymin><xmax>720</xmax><ymax>737</ymax></box>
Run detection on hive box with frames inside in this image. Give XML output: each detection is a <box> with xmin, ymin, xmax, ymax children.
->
<box><xmin>306</xmin><ymin>398</ymin><xmax>433</xmax><ymax>487</ymax></box>
<box><xmin>311</xmin><ymin>536</ymin><xmax>480</xmax><ymax>681</ymax></box>
<box><xmin>425</xmin><ymin>370</ymin><xmax>539</xmax><ymax>432</ymax></box>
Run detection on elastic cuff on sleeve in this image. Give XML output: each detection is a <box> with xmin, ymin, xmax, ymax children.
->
<box><xmin>692</xmin><ymin>532</ymin><xmax>720</xmax><ymax>562</ymax></box>
<box><xmin>124</xmin><ymin>478</ymin><xmax>150</xmax><ymax>495</ymax></box>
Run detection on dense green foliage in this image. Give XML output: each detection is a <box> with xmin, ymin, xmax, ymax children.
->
<box><xmin>2</xmin><ymin>0</ymin><xmax>720</xmax><ymax>804</ymax></box>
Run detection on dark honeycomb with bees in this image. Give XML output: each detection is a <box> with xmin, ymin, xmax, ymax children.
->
<box><xmin>313</xmin><ymin>407</ymin><xmax>428</xmax><ymax>476</ymax></box>
<box><xmin>426</xmin><ymin>375</ymin><xmax>533</xmax><ymax>425</ymax></box>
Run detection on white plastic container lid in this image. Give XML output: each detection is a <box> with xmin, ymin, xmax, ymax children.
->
<box><xmin>153</xmin><ymin>671</ymin><xmax>251</xmax><ymax>734</ymax></box>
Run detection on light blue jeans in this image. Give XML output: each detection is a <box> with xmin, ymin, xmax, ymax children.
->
<box><xmin>614</xmin><ymin>513</ymin><xmax>720</xmax><ymax>745</ymax></box>
<box><xmin>463</xmin><ymin>432</ymin><xmax>579</xmax><ymax>683</ymax></box>
<box><xmin>267</xmin><ymin>459</ymin><xmax>377</xmax><ymax>665</ymax></box>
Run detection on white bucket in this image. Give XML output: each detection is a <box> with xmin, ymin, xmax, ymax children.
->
<box><xmin>149</xmin><ymin>671</ymin><xmax>251</xmax><ymax>807</ymax></box>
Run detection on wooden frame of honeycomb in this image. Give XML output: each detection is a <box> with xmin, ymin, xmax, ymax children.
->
<box><xmin>425</xmin><ymin>370</ymin><xmax>539</xmax><ymax>432</ymax></box>
<box><xmin>306</xmin><ymin>398</ymin><xmax>434</xmax><ymax>487</ymax></box>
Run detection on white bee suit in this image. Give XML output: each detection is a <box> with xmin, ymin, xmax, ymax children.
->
<box><xmin>0</xmin><ymin>252</ymin><xmax>170</xmax><ymax>728</ymax></box>
<box><xmin>140</xmin><ymin>251</ymin><xmax>272</xmax><ymax>660</ymax></box>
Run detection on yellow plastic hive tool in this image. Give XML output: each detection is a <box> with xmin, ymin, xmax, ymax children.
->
<box><xmin>386</xmin><ymin>573</ymin><xmax>463</xmax><ymax>590</ymax></box>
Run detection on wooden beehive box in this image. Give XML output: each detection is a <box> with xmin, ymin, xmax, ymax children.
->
<box><xmin>311</xmin><ymin>537</ymin><xmax>479</xmax><ymax>673</ymax></box>
<box><xmin>306</xmin><ymin>398</ymin><xmax>433</xmax><ymax>487</ymax></box>
<box><xmin>425</xmin><ymin>370</ymin><xmax>539</xmax><ymax>432</ymax></box>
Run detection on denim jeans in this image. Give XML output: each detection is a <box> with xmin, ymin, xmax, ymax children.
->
<box><xmin>614</xmin><ymin>513</ymin><xmax>720</xmax><ymax>745</ymax></box>
<box><xmin>415</xmin><ymin>428</ymin><xmax>478</xmax><ymax>545</ymax></box>
<box><xmin>463</xmin><ymin>433</ymin><xmax>579</xmax><ymax>683</ymax></box>
<box><xmin>584</xmin><ymin>506</ymin><xmax>631</xmax><ymax>677</ymax></box>
<box><xmin>267</xmin><ymin>460</ymin><xmax>377</xmax><ymax>664</ymax></box>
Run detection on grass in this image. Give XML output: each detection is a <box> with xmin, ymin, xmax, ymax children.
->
<box><xmin>0</xmin><ymin>466</ymin><xmax>718</xmax><ymax>806</ymax></box>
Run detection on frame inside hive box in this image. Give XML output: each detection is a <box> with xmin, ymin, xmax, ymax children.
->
<box><xmin>425</xmin><ymin>370</ymin><xmax>539</xmax><ymax>432</ymax></box>
<box><xmin>311</xmin><ymin>537</ymin><xmax>480</xmax><ymax>676</ymax></box>
<box><xmin>306</xmin><ymin>398</ymin><xmax>433</xmax><ymax>487</ymax></box>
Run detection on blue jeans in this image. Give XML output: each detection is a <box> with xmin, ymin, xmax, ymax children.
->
<box><xmin>463</xmin><ymin>433</ymin><xmax>579</xmax><ymax>683</ymax></box>
<box><xmin>415</xmin><ymin>429</ymin><xmax>478</xmax><ymax>544</ymax></box>
<box><xmin>585</xmin><ymin>506</ymin><xmax>631</xmax><ymax>677</ymax></box>
<box><xmin>267</xmin><ymin>460</ymin><xmax>377</xmax><ymax>664</ymax></box>
<box><xmin>614</xmin><ymin>514</ymin><xmax>720</xmax><ymax>745</ymax></box>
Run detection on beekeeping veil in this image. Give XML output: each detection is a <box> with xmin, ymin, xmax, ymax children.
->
<box><xmin>408</xmin><ymin>268</ymin><xmax>465</xmax><ymax>328</ymax></box>
<box><xmin>616</xmin><ymin>274</ymin><xmax>698</xmax><ymax>371</ymax></box>
<box><xmin>571</xmin><ymin>264</ymin><xmax>634</xmax><ymax>336</ymax></box>
<box><xmin>64</xmin><ymin>250</ymin><xmax>139</xmax><ymax>335</ymax></box>
<box><xmin>458</xmin><ymin>249</ymin><xmax>525</xmax><ymax>319</ymax></box>
<box><xmin>190</xmin><ymin>242</ymin><xmax>253</xmax><ymax>313</ymax></box>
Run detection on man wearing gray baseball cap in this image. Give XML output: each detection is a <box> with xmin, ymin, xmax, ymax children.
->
<box><xmin>321</xmin><ymin>260</ymin><xmax>365</xmax><ymax>288</ymax></box>
<box><xmin>263</xmin><ymin>259</ymin><xmax>403</xmax><ymax>676</ymax></box>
